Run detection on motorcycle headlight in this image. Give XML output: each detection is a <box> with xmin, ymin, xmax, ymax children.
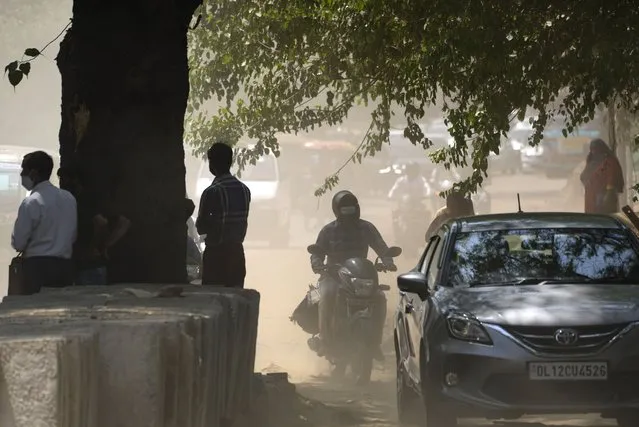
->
<box><xmin>446</xmin><ymin>312</ymin><xmax>492</xmax><ymax>345</ymax></box>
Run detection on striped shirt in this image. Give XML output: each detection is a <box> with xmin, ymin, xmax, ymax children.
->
<box><xmin>196</xmin><ymin>174</ymin><xmax>251</xmax><ymax>245</ymax></box>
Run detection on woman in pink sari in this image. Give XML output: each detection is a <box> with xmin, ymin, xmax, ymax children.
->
<box><xmin>579</xmin><ymin>139</ymin><xmax>624</xmax><ymax>214</ymax></box>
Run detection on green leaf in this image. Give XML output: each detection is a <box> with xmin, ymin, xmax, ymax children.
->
<box><xmin>4</xmin><ymin>61</ymin><xmax>18</xmax><ymax>75</ymax></box>
<box><xmin>8</xmin><ymin>70</ymin><xmax>23</xmax><ymax>87</ymax></box>
<box><xmin>19</xmin><ymin>62</ymin><xmax>31</xmax><ymax>77</ymax></box>
<box><xmin>24</xmin><ymin>48</ymin><xmax>41</xmax><ymax>58</ymax></box>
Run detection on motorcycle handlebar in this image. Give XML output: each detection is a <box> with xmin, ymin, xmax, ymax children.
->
<box><xmin>375</xmin><ymin>262</ymin><xmax>397</xmax><ymax>273</ymax></box>
<box><xmin>313</xmin><ymin>262</ymin><xmax>396</xmax><ymax>274</ymax></box>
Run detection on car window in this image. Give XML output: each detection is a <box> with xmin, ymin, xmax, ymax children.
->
<box><xmin>420</xmin><ymin>236</ymin><xmax>441</xmax><ymax>276</ymax></box>
<box><xmin>419</xmin><ymin>236</ymin><xmax>439</xmax><ymax>275</ymax></box>
<box><xmin>447</xmin><ymin>227</ymin><xmax>639</xmax><ymax>287</ymax></box>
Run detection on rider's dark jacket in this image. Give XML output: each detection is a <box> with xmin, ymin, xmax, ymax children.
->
<box><xmin>310</xmin><ymin>218</ymin><xmax>392</xmax><ymax>270</ymax></box>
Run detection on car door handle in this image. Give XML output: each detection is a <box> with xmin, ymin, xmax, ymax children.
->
<box><xmin>405</xmin><ymin>303</ymin><xmax>414</xmax><ymax>314</ymax></box>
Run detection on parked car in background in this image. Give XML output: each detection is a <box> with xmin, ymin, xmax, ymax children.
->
<box><xmin>195</xmin><ymin>150</ymin><xmax>291</xmax><ymax>247</ymax></box>
<box><xmin>488</xmin><ymin>139</ymin><xmax>522</xmax><ymax>175</ymax></box>
<box><xmin>395</xmin><ymin>211</ymin><xmax>639</xmax><ymax>427</ymax></box>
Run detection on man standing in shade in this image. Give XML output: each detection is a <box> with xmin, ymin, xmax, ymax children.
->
<box><xmin>11</xmin><ymin>151</ymin><xmax>77</xmax><ymax>294</ymax></box>
<box><xmin>58</xmin><ymin>163</ymin><xmax>131</xmax><ymax>286</ymax></box>
<box><xmin>196</xmin><ymin>142</ymin><xmax>251</xmax><ymax>288</ymax></box>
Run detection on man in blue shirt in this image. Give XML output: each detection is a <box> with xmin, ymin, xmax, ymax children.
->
<box><xmin>196</xmin><ymin>142</ymin><xmax>251</xmax><ymax>288</ymax></box>
<box><xmin>12</xmin><ymin>151</ymin><xmax>77</xmax><ymax>294</ymax></box>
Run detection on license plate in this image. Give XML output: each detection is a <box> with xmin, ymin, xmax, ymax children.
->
<box><xmin>528</xmin><ymin>361</ymin><xmax>608</xmax><ymax>381</ymax></box>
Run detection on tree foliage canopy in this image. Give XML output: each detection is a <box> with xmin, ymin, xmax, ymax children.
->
<box><xmin>188</xmin><ymin>0</ymin><xmax>639</xmax><ymax>195</ymax></box>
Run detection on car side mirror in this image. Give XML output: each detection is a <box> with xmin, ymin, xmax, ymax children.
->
<box><xmin>397</xmin><ymin>271</ymin><xmax>429</xmax><ymax>300</ymax></box>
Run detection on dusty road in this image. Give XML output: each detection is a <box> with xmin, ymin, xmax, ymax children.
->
<box><xmin>245</xmin><ymin>174</ymin><xmax>615</xmax><ymax>427</ymax></box>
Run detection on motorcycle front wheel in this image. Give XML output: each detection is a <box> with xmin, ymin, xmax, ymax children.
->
<box><xmin>354</xmin><ymin>350</ymin><xmax>374</xmax><ymax>385</ymax></box>
<box><xmin>350</xmin><ymin>324</ymin><xmax>375</xmax><ymax>385</ymax></box>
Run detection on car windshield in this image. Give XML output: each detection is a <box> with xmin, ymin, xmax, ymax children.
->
<box><xmin>447</xmin><ymin>228</ymin><xmax>639</xmax><ymax>287</ymax></box>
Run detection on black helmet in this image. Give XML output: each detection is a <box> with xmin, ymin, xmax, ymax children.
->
<box><xmin>331</xmin><ymin>190</ymin><xmax>360</xmax><ymax>220</ymax></box>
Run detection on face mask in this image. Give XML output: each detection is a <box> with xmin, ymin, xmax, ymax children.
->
<box><xmin>339</xmin><ymin>206</ymin><xmax>357</xmax><ymax>216</ymax></box>
<box><xmin>21</xmin><ymin>175</ymin><xmax>34</xmax><ymax>191</ymax></box>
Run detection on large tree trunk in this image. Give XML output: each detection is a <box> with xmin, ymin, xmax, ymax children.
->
<box><xmin>56</xmin><ymin>0</ymin><xmax>202</xmax><ymax>283</ymax></box>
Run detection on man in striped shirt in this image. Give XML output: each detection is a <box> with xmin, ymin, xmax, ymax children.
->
<box><xmin>196</xmin><ymin>142</ymin><xmax>251</xmax><ymax>288</ymax></box>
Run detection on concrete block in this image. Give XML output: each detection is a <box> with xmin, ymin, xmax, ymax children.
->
<box><xmin>0</xmin><ymin>284</ymin><xmax>261</xmax><ymax>427</ymax></box>
<box><xmin>0</xmin><ymin>324</ymin><xmax>98</xmax><ymax>427</ymax></box>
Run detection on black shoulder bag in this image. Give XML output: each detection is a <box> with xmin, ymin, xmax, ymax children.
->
<box><xmin>8</xmin><ymin>252</ymin><xmax>24</xmax><ymax>296</ymax></box>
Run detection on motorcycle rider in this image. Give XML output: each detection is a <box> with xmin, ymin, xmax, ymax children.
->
<box><xmin>310</xmin><ymin>190</ymin><xmax>397</xmax><ymax>361</ymax></box>
<box><xmin>425</xmin><ymin>190</ymin><xmax>475</xmax><ymax>240</ymax></box>
<box><xmin>388</xmin><ymin>163</ymin><xmax>431</xmax><ymax>238</ymax></box>
<box><xmin>387</xmin><ymin>162</ymin><xmax>430</xmax><ymax>200</ymax></box>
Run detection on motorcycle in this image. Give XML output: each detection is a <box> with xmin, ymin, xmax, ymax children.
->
<box><xmin>294</xmin><ymin>244</ymin><xmax>402</xmax><ymax>385</ymax></box>
<box><xmin>393</xmin><ymin>193</ymin><xmax>432</xmax><ymax>259</ymax></box>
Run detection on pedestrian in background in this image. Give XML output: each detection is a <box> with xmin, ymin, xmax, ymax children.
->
<box><xmin>580</xmin><ymin>138</ymin><xmax>624</xmax><ymax>214</ymax></box>
<box><xmin>58</xmin><ymin>164</ymin><xmax>131</xmax><ymax>286</ymax></box>
<box><xmin>196</xmin><ymin>142</ymin><xmax>251</xmax><ymax>288</ymax></box>
<box><xmin>11</xmin><ymin>151</ymin><xmax>77</xmax><ymax>294</ymax></box>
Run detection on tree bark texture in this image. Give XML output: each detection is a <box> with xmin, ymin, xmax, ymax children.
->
<box><xmin>56</xmin><ymin>0</ymin><xmax>202</xmax><ymax>283</ymax></box>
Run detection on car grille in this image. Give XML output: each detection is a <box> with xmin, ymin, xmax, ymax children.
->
<box><xmin>502</xmin><ymin>324</ymin><xmax>627</xmax><ymax>355</ymax></box>
<box><xmin>483</xmin><ymin>373</ymin><xmax>639</xmax><ymax>406</ymax></box>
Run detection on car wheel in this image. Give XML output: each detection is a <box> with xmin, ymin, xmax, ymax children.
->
<box><xmin>396</xmin><ymin>352</ymin><xmax>422</xmax><ymax>425</ymax></box>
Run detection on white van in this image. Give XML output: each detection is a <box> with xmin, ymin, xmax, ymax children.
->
<box><xmin>194</xmin><ymin>152</ymin><xmax>291</xmax><ymax>247</ymax></box>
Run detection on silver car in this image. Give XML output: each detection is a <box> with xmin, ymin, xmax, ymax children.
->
<box><xmin>394</xmin><ymin>212</ymin><xmax>639</xmax><ymax>427</ymax></box>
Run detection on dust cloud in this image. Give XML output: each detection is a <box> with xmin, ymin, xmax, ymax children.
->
<box><xmin>0</xmin><ymin>4</ymin><xmax>603</xmax><ymax>426</ymax></box>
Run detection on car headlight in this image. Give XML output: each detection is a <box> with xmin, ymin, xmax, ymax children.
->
<box><xmin>446</xmin><ymin>312</ymin><xmax>492</xmax><ymax>344</ymax></box>
<box><xmin>510</xmin><ymin>139</ymin><xmax>523</xmax><ymax>150</ymax></box>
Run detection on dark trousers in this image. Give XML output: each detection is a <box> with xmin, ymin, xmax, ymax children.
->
<box><xmin>23</xmin><ymin>256</ymin><xmax>74</xmax><ymax>295</ymax></box>
<box><xmin>202</xmin><ymin>243</ymin><xmax>246</xmax><ymax>288</ymax></box>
